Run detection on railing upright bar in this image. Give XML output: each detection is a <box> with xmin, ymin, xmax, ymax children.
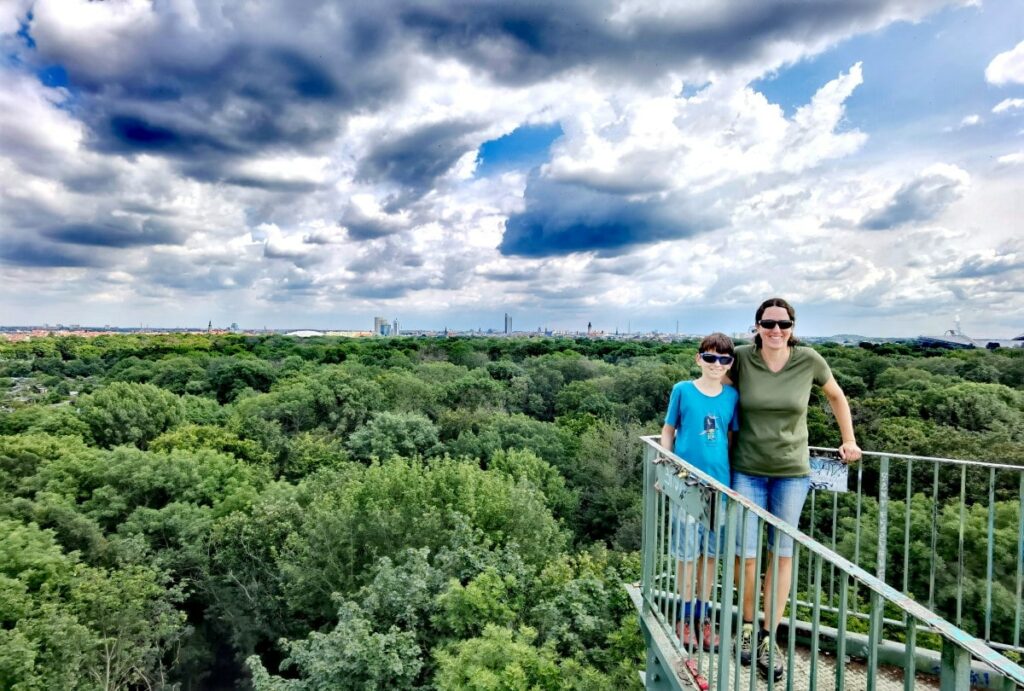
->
<box><xmin>641</xmin><ymin>443</ymin><xmax>657</xmax><ymax>604</ymax></box>
<box><xmin>717</xmin><ymin>500</ymin><xmax>738</xmax><ymax>691</ymax></box>
<box><xmin>836</xmin><ymin>572</ymin><xmax>849</xmax><ymax>691</ymax></box>
<box><xmin>1016</xmin><ymin>473</ymin><xmax>1024</xmax><ymax>650</ymax></box>
<box><xmin>940</xmin><ymin>638</ymin><xmax>971</xmax><ymax>690</ymax></box>
<box><xmin>929</xmin><ymin>462</ymin><xmax>940</xmax><ymax>612</ymax></box>
<box><xmin>733</xmin><ymin>506</ymin><xmax>749</xmax><ymax>691</ymax></box>
<box><xmin>748</xmin><ymin>525</ymin><xmax>765</xmax><ymax>691</ymax></box>
<box><xmin>695</xmin><ymin>501</ymin><xmax>710</xmax><ymax>672</ymax></box>
<box><xmin>785</xmin><ymin>545</ymin><xmax>799</xmax><ymax>691</ymax></box>
<box><xmin>877</xmin><ymin>455</ymin><xmax>890</xmax><ymax>583</ymax></box>
<box><xmin>767</xmin><ymin>545</ymin><xmax>780</xmax><ymax>691</ymax></box>
<box><xmin>986</xmin><ymin>466</ymin><xmax>996</xmax><ymax>642</ymax></box>
<box><xmin>656</xmin><ymin>474</ymin><xmax>668</xmax><ymax>631</ymax></box>
<box><xmin>853</xmin><ymin>459</ymin><xmax>864</xmax><ymax>611</ymax></box>
<box><xmin>957</xmin><ymin>464</ymin><xmax>967</xmax><ymax>628</ymax></box>
<box><xmin>807</xmin><ymin>489</ymin><xmax>816</xmax><ymax>597</ymax></box>
<box><xmin>904</xmin><ymin>617</ymin><xmax>918</xmax><ymax>691</ymax></box>
<box><xmin>809</xmin><ymin>552</ymin><xmax>822</xmax><ymax>690</ymax></box>
<box><xmin>867</xmin><ymin>590</ymin><xmax>883</xmax><ymax>690</ymax></box>
<box><xmin>830</xmin><ymin>490</ymin><xmax>838</xmax><ymax>607</ymax></box>
<box><xmin>903</xmin><ymin>458</ymin><xmax>913</xmax><ymax>625</ymax></box>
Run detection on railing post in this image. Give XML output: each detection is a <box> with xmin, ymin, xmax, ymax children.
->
<box><xmin>642</xmin><ymin>442</ymin><xmax>658</xmax><ymax>604</ymax></box>
<box><xmin>939</xmin><ymin>639</ymin><xmax>970</xmax><ymax>691</ymax></box>
<box><xmin>717</xmin><ymin>500</ymin><xmax>738</xmax><ymax>691</ymax></box>
<box><xmin>877</xmin><ymin>455</ymin><xmax>889</xmax><ymax>583</ymax></box>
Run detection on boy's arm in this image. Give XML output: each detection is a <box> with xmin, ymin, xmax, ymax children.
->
<box><xmin>660</xmin><ymin>424</ymin><xmax>675</xmax><ymax>454</ymax></box>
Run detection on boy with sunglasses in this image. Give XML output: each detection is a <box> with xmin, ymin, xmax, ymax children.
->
<box><xmin>659</xmin><ymin>333</ymin><xmax>740</xmax><ymax>667</ymax></box>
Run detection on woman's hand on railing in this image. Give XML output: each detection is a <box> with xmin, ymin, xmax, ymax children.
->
<box><xmin>838</xmin><ymin>439</ymin><xmax>862</xmax><ymax>463</ymax></box>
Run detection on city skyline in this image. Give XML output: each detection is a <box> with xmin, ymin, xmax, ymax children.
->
<box><xmin>1</xmin><ymin>1</ymin><xmax>1022</xmax><ymax>337</ymax></box>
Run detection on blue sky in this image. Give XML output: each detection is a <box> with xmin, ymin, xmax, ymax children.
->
<box><xmin>0</xmin><ymin>0</ymin><xmax>1022</xmax><ymax>336</ymax></box>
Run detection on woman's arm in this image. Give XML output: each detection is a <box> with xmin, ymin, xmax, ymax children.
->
<box><xmin>821</xmin><ymin>377</ymin><xmax>862</xmax><ymax>462</ymax></box>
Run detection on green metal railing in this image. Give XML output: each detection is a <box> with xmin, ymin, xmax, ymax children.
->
<box><xmin>635</xmin><ymin>436</ymin><xmax>1024</xmax><ymax>690</ymax></box>
<box><xmin>802</xmin><ymin>447</ymin><xmax>1024</xmax><ymax>657</ymax></box>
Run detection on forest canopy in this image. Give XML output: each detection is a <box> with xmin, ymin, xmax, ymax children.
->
<box><xmin>1</xmin><ymin>333</ymin><xmax>1021</xmax><ymax>689</ymax></box>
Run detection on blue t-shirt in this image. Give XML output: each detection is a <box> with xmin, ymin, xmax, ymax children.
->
<box><xmin>663</xmin><ymin>381</ymin><xmax>739</xmax><ymax>487</ymax></box>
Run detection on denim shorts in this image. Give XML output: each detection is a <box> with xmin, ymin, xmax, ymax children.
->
<box><xmin>669</xmin><ymin>502</ymin><xmax>724</xmax><ymax>561</ymax></box>
<box><xmin>732</xmin><ymin>471</ymin><xmax>809</xmax><ymax>558</ymax></box>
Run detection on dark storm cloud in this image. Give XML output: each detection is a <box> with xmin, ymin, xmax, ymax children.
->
<box><xmin>0</xmin><ymin>237</ymin><xmax>105</xmax><ymax>268</ymax></box>
<box><xmin>348</xmin><ymin>279</ymin><xmax>430</xmax><ymax>299</ymax></box>
<box><xmin>64</xmin><ymin>39</ymin><xmax>399</xmax><ymax>176</ymax></box>
<box><xmin>398</xmin><ymin>0</ymin><xmax>951</xmax><ymax>84</ymax></box>
<box><xmin>481</xmin><ymin>268</ymin><xmax>539</xmax><ymax>282</ymax></box>
<box><xmin>357</xmin><ymin>120</ymin><xmax>484</xmax><ymax>204</ymax></box>
<box><xmin>42</xmin><ymin>219</ymin><xmax>186</xmax><ymax>248</ymax></box>
<box><xmin>339</xmin><ymin>204</ymin><xmax>409</xmax><ymax>241</ymax></box>
<box><xmin>499</xmin><ymin>176</ymin><xmax>721</xmax><ymax>257</ymax></box>
<box><xmin>933</xmin><ymin>254</ymin><xmax>1024</xmax><ymax>279</ymax></box>
<box><xmin>143</xmin><ymin>252</ymin><xmax>260</xmax><ymax>292</ymax></box>
<box><xmin>859</xmin><ymin>169</ymin><xmax>967</xmax><ymax>230</ymax></box>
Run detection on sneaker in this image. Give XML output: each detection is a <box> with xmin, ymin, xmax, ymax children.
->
<box><xmin>678</xmin><ymin>619</ymin><xmax>718</xmax><ymax>652</ymax></box>
<box><xmin>698</xmin><ymin>617</ymin><xmax>719</xmax><ymax>653</ymax></box>
<box><xmin>756</xmin><ymin>630</ymin><xmax>784</xmax><ymax>682</ymax></box>
<box><xmin>739</xmin><ymin>623</ymin><xmax>754</xmax><ymax>666</ymax></box>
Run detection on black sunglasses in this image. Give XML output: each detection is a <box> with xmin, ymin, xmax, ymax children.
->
<box><xmin>758</xmin><ymin>319</ymin><xmax>794</xmax><ymax>330</ymax></box>
<box><xmin>699</xmin><ymin>353</ymin><xmax>734</xmax><ymax>365</ymax></box>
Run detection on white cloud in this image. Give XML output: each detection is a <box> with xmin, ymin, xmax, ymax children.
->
<box><xmin>986</xmin><ymin>40</ymin><xmax>1024</xmax><ymax>86</ymax></box>
<box><xmin>959</xmin><ymin>114</ymin><xmax>981</xmax><ymax>127</ymax></box>
<box><xmin>544</xmin><ymin>63</ymin><xmax>865</xmax><ymax>196</ymax></box>
<box><xmin>992</xmin><ymin>98</ymin><xmax>1024</xmax><ymax>113</ymax></box>
<box><xmin>997</xmin><ymin>152</ymin><xmax>1024</xmax><ymax>166</ymax></box>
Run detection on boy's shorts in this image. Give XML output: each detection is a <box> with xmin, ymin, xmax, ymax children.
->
<box><xmin>669</xmin><ymin>499</ymin><xmax>724</xmax><ymax>561</ymax></box>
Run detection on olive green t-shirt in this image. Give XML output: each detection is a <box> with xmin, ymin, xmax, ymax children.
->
<box><xmin>730</xmin><ymin>344</ymin><xmax>832</xmax><ymax>478</ymax></box>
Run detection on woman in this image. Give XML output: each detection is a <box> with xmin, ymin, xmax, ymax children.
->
<box><xmin>728</xmin><ymin>297</ymin><xmax>861</xmax><ymax>681</ymax></box>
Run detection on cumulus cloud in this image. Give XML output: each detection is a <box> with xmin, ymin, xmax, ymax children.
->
<box><xmin>959</xmin><ymin>114</ymin><xmax>981</xmax><ymax>127</ymax></box>
<box><xmin>986</xmin><ymin>40</ymin><xmax>1024</xmax><ymax>86</ymax></box>
<box><xmin>997</xmin><ymin>152</ymin><xmax>1024</xmax><ymax>166</ymax></box>
<box><xmin>859</xmin><ymin>164</ymin><xmax>970</xmax><ymax>230</ymax></box>
<box><xmin>993</xmin><ymin>98</ymin><xmax>1024</xmax><ymax>114</ymax></box>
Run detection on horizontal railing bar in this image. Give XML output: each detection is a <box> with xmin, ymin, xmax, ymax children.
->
<box><xmin>640</xmin><ymin>435</ymin><xmax>1024</xmax><ymax>686</ymax></box>
<box><xmin>809</xmin><ymin>445</ymin><xmax>1024</xmax><ymax>472</ymax></box>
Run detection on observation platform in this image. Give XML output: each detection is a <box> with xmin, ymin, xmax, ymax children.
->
<box><xmin>631</xmin><ymin>438</ymin><xmax>1024</xmax><ymax>690</ymax></box>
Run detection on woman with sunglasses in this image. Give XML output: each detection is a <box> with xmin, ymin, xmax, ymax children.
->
<box><xmin>728</xmin><ymin>297</ymin><xmax>861</xmax><ymax>681</ymax></box>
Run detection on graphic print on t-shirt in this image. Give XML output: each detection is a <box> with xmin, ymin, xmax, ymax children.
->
<box><xmin>703</xmin><ymin>414</ymin><xmax>718</xmax><ymax>443</ymax></box>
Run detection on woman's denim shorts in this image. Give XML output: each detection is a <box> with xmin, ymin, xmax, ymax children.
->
<box><xmin>732</xmin><ymin>470</ymin><xmax>809</xmax><ymax>558</ymax></box>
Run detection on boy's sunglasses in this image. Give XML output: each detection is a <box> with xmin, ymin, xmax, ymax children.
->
<box><xmin>758</xmin><ymin>319</ymin><xmax>794</xmax><ymax>330</ymax></box>
<box><xmin>699</xmin><ymin>353</ymin><xmax>734</xmax><ymax>365</ymax></box>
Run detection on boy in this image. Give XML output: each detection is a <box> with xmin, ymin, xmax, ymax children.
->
<box><xmin>659</xmin><ymin>332</ymin><xmax>739</xmax><ymax>659</ymax></box>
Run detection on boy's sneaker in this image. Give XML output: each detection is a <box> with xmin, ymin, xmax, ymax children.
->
<box><xmin>698</xmin><ymin>617</ymin><xmax>719</xmax><ymax>652</ymax></box>
<box><xmin>756</xmin><ymin>631</ymin><xmax>784</xmax><ymax>682</ymax></box>
<box><xmin>679</xmin><ymin>619</ymin><xmax>718</xmax><ymax>652</ymax></box>
<box><xmin>739</xmin><ymin>623</ymin><xmax>754</xmax><ymax>666</ymax></box>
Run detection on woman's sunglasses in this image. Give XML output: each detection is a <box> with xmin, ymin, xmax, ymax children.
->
<box><xmin>758</xmin><ymin>319</ymin><xmax>794</xmax><ymax>330</ymax></box>
<box><xmin>699</xmin><ymin>353</ymin><xmax>734</xmax><ymax>365</ymax></box>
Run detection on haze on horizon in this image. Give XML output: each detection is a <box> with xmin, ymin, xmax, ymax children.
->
<box><xmin>1</xmin><ymin>0</ymin><xmax>1022</xmax><ymax>338</ymax></box>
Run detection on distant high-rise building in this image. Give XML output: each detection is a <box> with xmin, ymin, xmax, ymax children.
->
<box><xmin>504</xmin><ymin>313</ymin><xmax>511</xmax><ymax>334</ymax></box>
<box><xmin>373</xmin><ymin>316</ymin><xmax>387</xmax><ymax>336</ymax></box>
<box><xmin>393</xmin><ymin>318</ymin><xmax>400</xmax><ymax>336</ymax></box>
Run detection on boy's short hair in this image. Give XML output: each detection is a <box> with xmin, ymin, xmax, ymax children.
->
<box><xmin>698</xmin><ymin>332</ymin><xmax>734</xmax><ymax>355</ymax></box>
